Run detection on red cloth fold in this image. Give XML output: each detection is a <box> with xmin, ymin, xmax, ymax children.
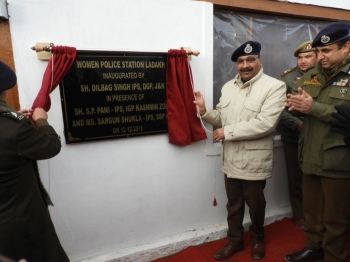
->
<box><xmin>32</xmin><ymin>46</ymin><xmax>76</xmax><ymax>111</ymax></box>
<box><xmin>166</xmin><ymin>50</ymin><xmax>207</xmax><ymax>146</ymax></box>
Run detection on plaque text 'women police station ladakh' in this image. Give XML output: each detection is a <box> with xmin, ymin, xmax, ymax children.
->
<box><xmin>59</xmin><ymin>51</ymin><xmax>167</xmax><ymax>144</ymax></box>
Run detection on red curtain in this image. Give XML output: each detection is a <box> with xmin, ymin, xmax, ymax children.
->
<box><xmin>166</xmin><ymin>49</ymin><xmax>207</xmax><ymax>146</ymax></box>
<box><xmin>32</xmin><ymin>46</ymin><xmax>76</xmax><ymax>111</ymax></box>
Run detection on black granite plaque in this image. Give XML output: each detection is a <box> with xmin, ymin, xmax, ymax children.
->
<box><xmin>59</xmin><ymin>50</ymin><xmax>167</xmax><ymax>144</ymax></box>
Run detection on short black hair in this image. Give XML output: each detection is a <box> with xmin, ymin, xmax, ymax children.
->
<box><xmin>336</xmin><ymin>36</ymin><xmax>350</xmax><ymax>49</ymax></box>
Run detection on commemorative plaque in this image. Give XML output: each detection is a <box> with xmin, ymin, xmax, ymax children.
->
<box><xmin>59</xmin><ymin>50</ymin><xmax>167</xmax><ymax>144</ymax></box>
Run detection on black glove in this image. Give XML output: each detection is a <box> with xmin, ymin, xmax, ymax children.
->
<box><xmin>330</xmin><ymin>104</ymin><xmax>350</xmax><ymax>146</ymax></box>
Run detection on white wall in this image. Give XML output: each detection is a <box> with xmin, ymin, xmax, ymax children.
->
<box><xmin>277</xmin><ymin>0</ymin><xmax>350</xmax><ymax>10</ymax></box>
<box><xmin>7</xmin><ymin>1</ymin><xmax>290</xmax><ymax>261</ymax></box>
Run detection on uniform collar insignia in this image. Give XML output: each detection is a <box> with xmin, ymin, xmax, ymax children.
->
<box><xmin>311</xmin><ymin>76</ymin><xmax>320</xmax><ymax>83</ymax></box>
<box><xmin>303</xmin><ymin>76</ymin><xmax>321</xmax><ymax>86</ymax></box>
<box><xmin>4</xmin><ymin>111</ymin><xmax>25</xmax><ymax>120</ymax></box>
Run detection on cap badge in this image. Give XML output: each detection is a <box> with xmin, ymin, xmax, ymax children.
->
<box><xmin>306</xmin><ymin>44</ymin><xmax>312</xmax><ymax>50</ymax></box>
<box><xmin>244</xmin><ymin>44</ymin><xmax>253</xmax><ymax>54</ymax></box>
<box><xmin>321</xmin><ymin>35</ymin><xmax>330</xmax><ymax>44</ymax></box>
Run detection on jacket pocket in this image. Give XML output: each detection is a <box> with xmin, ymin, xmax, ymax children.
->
<box><xmin>321</xmin><ymin>139</ymin><xmax>350</xmax><ymax>172</ymax></box>
<box><xmin>233</xmin><ymin>140</ymin><xmax>273</xmax><ymax>172</ymax></box>
<box><xmin>241</xmin><ymin>100</ymin><xmax>262</xmax><ymax>121</ymax></box>
<box><xmin>302</xmin><ymin>85</ymin><xmax>321</xmax><ymax>98</ymax></box>
<box><xmin>329</xmin><ymin>85</ymin><xmax>350</xmax><ymax>101</ymax></box>
<box><xmin>244</xmin><ymin>100</ymin><xmax>262</xmax><ymax>112</ymax></box>
<box><xmin>218</xmin><ymin>99</ymin><xmax>231</xmax><ymax>125</ymax></box>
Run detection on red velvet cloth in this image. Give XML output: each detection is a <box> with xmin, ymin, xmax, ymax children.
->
<box><xmin>153</xmin><ymin>217</ymin><xmax>350</xmax><ymax>262</ymax></box>
<box><xmin>166</xmin><ymin>50</ymin><xmax>207</xmax><ymax>146</ymax></box>
<box><xmin>32</xmin><ymin>46</ymin><xmax>76</xmax><ymax>111</ymax></box>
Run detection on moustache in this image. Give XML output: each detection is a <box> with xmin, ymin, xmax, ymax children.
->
<box><xmin>240</xmin><ymin>68</ymin><xmax>253</xmax><ymax>72</ymax></box>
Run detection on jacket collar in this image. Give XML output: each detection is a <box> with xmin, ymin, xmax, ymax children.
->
<box><xmin>316</xmin><ymin>55</ymin><xmax>350</xmax><ymax>77</ymax></box>
<box><xmin>0</xmin><ymin>99</ymin><xmax>15</xmax><ymax>114</ymax></box>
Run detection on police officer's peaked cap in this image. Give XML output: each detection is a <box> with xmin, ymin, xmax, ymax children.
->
<box><xmin>0</xmin><ymin>61</ymin><xmax>17</xmax><ymax>91</ymax></box>
<box><xmin>293</xmin><ymin>41</ymin><xmax>316</xmax><ymax>57</ymax></box>
<box><xmin>231</xmin><ymin>41</ymin><xmax>261</xmax><ymax>62</ymax></box>
<box><xmin>312</xmin><ymin>21</ymin><xmax>350</xmax><ymax>47</ymax></box>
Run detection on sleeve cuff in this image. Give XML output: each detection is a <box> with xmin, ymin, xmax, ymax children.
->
<box><xmin>308</xmin><ymin>101</ymin><xmax>319</xmax><ymax>115</ymax></box>
<box><xmin>198</xmin><ymin>111</ymin><xmax>208</xmax><ymax>118</ymax></box>
<box><xmin>224</xmin><ymin>125</ymin><xmax>234</xmax><ymax>139</ymax></box>
<box><xmin>35</xmin><ymin>118</ymin><xmax>49</xmax><ymax>127</ymax></box>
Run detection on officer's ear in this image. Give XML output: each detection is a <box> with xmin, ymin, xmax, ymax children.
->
<box><xmin>342</xmin><ymin>41</ymin><xmax>350</xmax><ymax>54</ymax></box>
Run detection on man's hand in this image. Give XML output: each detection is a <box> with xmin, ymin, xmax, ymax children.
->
<box><xmin>17</xmin><ymin>108</ymin><xmax>33</xmax><ymax>117</ymax></box>
<box><xmin>32</xmin><ymin>108</ymin><xmax>48</xmax><ymax>121</ymax></box>
<box><xmin>330</xmin><ymin>104</ymin><xmax>350</xmax><ymax>146</ymax></box>
<box><xmin>193</xmin><ymin>91</ymin><xmax>206</xmax><ymax>116</ymax></box>
<box><xmin>213</xmin><ymin>128</ymin><xmax>225</xmax><ymax>142</ymax></box>
<box><xmin>284</xmin><ymin>87</ymin><xmax>313</xmax><ymax>114</ymax></box>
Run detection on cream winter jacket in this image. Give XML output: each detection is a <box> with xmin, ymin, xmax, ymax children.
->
<box><xmin>201</xmin><ymin>68</ymin><xmax>286</xmax><ymax>180</ymax></box>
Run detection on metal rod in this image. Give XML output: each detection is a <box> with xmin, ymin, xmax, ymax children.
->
<box><xmin>31</xmin><ymin>43</ymin><xmax>200</xmax><ymax>56</ymax></box>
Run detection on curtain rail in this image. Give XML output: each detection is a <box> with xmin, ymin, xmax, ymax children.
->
<box><xmin>31</xmin><ymin>43</ymin><xmax>200</xmax><ymax>57</ymax></box>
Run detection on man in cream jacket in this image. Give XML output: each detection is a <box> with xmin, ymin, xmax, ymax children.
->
<box><xmin>194</xmin><ymin>41</ymin><xmax>286</xmax><ymax>260</ymax></box>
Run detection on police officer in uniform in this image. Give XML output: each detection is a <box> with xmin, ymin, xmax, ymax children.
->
<box><xmin>279</xmin><ymin>41</ymin><xmax>317</xmax><ymax>229</ymax></box>
<box><xmin>284</xmin><ymin>21</ymin><xmax>350</xmax><ymax>262</ymax></box>
<box><xmin>0</xmin><ymin>61</ymin><xmax>69</xmax><ymax>261</ymax></box>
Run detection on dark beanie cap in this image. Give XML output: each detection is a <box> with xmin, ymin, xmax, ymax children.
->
<box><xmin>231</xmin><ymin>41</ymin><xmax>261</xmax><ymax>62</ymax></box>
<box><xmin>0</xmin><ymin>61</ymin><xmax>17</xmax><ymax>91</ymax></box>
<box><xmin>312</xmin><ymin>21</ymin><xmax>350</xmax><ymax>47</ymax></box>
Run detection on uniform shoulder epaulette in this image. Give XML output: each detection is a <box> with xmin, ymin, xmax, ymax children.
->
<box><xmin>0</xmin><ymin>111</ymin><xmax>26</xmax><ymax>121</ymax></box>
<box><xmin>280</xmin><ymin>67</ymin><xmax>296</xmax><ymax>77</ymax></box>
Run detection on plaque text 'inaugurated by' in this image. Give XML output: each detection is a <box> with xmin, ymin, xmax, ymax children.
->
<box><xmin>59</xmin><ymin>51</ymin><xmax>167</xmax><ymax>144</ymax></box>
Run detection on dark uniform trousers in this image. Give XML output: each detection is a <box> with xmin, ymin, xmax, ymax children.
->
<box><xmin>225</xmin><ymin>175</ymin><xmax>266</xmax><ymax>245</ymax></box>
<box><xmin>303</xmin><ymin>175</ymin><xmax>350</xmax><ymax>262</ymax></box>
<box><xmin>284</xmin><ymin>142</ymin><xmax>304</xmax><ymax>219</ymax></box>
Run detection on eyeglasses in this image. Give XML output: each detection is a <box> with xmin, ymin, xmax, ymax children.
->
<box><xmin>236</xmin><ymin>56</ymin><xmax>260</xmax><ymax>65</ymax></box>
